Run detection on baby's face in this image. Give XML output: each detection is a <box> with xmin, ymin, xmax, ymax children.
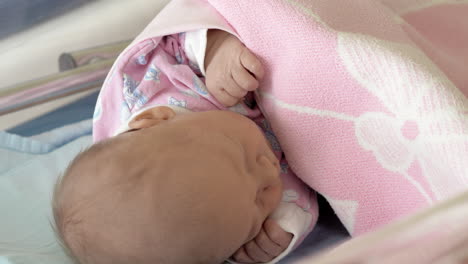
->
<box><xmin>121</xmin><ymin>108</ymin><xmax>283</xmax><ymax>260</ymax></box>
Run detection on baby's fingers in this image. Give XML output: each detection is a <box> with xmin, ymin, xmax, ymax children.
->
<box><xmin>244</xmin><ymin>240</ymin><xmax>273</xmax><ymax>263</ymax></box>
<box><xmin>240</xmin><ymin>47</ymin><xmax>264</xmax><ymax>80</ymax></box>
<box><xmin>232</xmin><ymin>66</ymin><xmax>259</xmax><ymax>92</ymax></box>
<box><xmin>210</xmin><ymin>86</ymin><xmax>240</xmax><ymax>107</ymax></box>
<box><xmin>232</xmin><ymin>247</ymin><xmax>255</xmax><ymax>263</ymax></box>
<box><xmin>264</xmin><ymin>218</ymin><xmax>293</xmax><ymax>248</ymax></box>
<box><xmin>225</xmin><ymin>77</ymin><xmax>249</xmax><ymax>98</ymax></box>
<box><xmin>255</xmin><ymin>227</ymin><xmax>284</xmax><ymax>257</ymax></box>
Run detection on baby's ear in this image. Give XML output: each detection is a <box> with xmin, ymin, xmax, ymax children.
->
<box><xmin>129</xmin><ymin>106</ymin><xmax>176</xmax><ymax>130</ymax></box>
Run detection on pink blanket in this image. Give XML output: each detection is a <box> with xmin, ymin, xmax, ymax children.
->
<box><xmin>204</xmin><ymin>0</ymin><xmax>468</xmax><ymax>235</ymax></box>
<box><xmin>130</xmin><ymin>0</ymin><xmax>468</xmax><ymax>236</ymax></box>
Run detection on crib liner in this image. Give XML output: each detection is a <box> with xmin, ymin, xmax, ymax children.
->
<box><xmin>0</xmin><ymin>39</ymin><xmax>133</xmax><ymax>115</ymax></box>
<box><xmin>59</xmin><ymin>40</ymin><xmax>131</xmax><ymax>71</ymax></box>
<box><xmin>0</xmin><ymin>61</ymin><xmax>111</xmax><ymax>115</ymax></box>
<box><xmin>0</xmin><ymin>77</ymin><xmax>103</xmax><ymax>116</ymax></box>
<box><xmin>0</xmin><ymin>119</ymin><xmax>91</xmax><ymax>154</ymax></box>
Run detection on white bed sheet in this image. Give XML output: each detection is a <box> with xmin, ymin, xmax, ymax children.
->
<box><xmin>0</xmin><ymin>133</ymin><xmax>92</xmax><ymax>264</ymax></box>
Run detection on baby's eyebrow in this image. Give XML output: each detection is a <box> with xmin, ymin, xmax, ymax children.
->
<box><xmin>123</xmin><ymin>129</ymin><xmax>139</xmax><ymax>134</ymax></box>
<box><xmin>222</xmin><ymin>134</ymin><xmax>249</xmax><ymax>171</ymax></box>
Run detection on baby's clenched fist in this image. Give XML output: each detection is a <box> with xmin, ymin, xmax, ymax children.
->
<box><xmin>231</xmin><ymin>218</ymin><xmax>293</xmax><ymax>263</ymax></box>
<box><xmin>204</xmin><ymin>30</ymin><xmax>264</xmax><ymax>107</ymax></box>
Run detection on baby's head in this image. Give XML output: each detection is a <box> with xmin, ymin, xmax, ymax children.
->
<box><xmin>53</xmin><ymin>107</ymin><xmax>282</xmax><ymax>264</ymax></box>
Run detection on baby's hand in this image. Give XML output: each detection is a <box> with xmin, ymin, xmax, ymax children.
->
<box><xmin>231</xmin><ymin>218</ymin><xmax>293</xmax><ymax>263</ymax></box>
<box><xmin>204</xmin><ymin>30</ymin><xmax>264</xmax><ymax>107</ymax></box>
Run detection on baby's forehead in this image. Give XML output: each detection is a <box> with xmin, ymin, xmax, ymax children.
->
<box><xmin>85</xmin><ymin>127</ymin><xmax>247</xmax><ymax>193</ymax></box>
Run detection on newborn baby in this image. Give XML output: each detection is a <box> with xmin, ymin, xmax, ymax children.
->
<box><xmin>53</xmin><ymin>29</ymin><xmax>317</xmax><ymax>264</ymax></box>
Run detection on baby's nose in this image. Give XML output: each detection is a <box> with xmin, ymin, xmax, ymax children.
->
<box><xmin>256</xmin><ymin>154</ymin><xmax>280</xmax><ymax>182</ymax></box>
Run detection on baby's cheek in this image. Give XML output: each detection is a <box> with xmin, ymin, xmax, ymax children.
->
<box><xmin>264</xmin><ymin>183</ymin><xmax>283</xmax><ymax>215</ymax></box>
<box><xmin>273</xmin><ymin>182</ymin><xmax>283</xmax><ymax>207</ymax></box>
